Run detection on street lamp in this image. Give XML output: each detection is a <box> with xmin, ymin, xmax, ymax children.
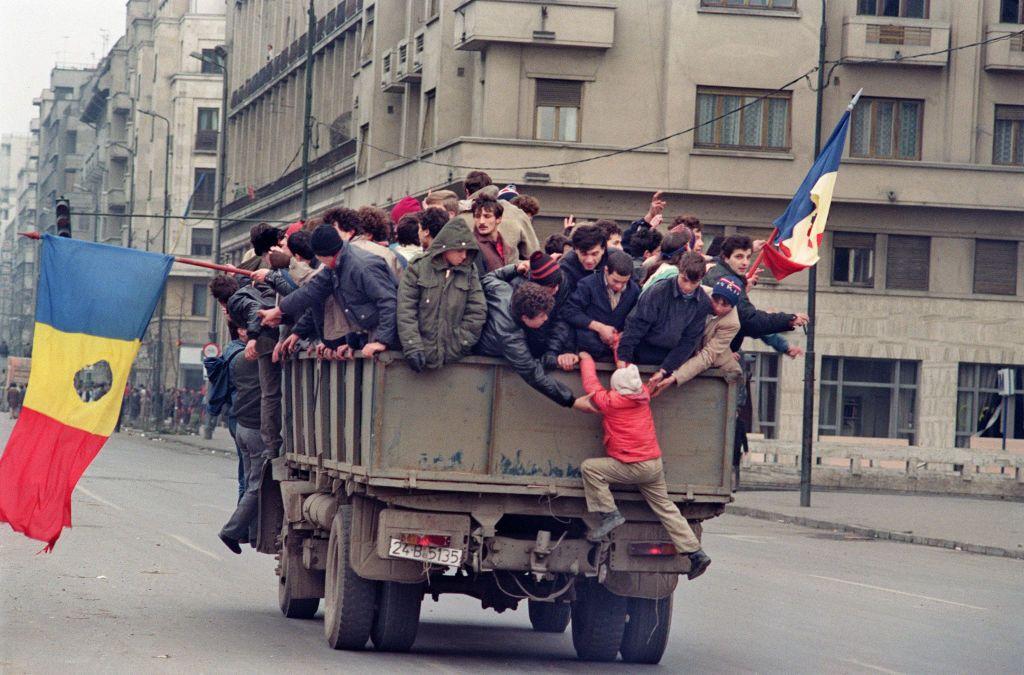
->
<box><xmin>190</xmin><ymin>45</ymin><xmax>229</xmax><ymax>344</ymax></box>
<box><xmin>108</xmin><ymin>140</ymin><xmax>136</xmax><ymax>249</ymax></box>
<box><xmin>138</xmin><ymin>107</ymin><xmax>171</xmax><ymax>402</ymax></box>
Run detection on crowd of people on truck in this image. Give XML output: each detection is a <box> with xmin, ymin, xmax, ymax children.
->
<box><xmin>201</xmin><ymin>172</ymin><xmax>810</xmax><ymax>578</ymax></box>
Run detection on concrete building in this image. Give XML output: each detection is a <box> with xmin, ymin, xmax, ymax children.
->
<box><xmin>0</xmin><ymin>134</ymin><xmax>30</xmax><ymax>356</ymax></box>
<box><xmin>220</xmin><ymin>1</ymin><xmax>1024</xmax><ymax>460</ymax></box>
<box><xmin>122</xmin><ymin>0</ymin><xmax>226</xmax><ymax>389</ymax></box>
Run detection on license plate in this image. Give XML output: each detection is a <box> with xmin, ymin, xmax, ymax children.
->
<box><xmin>388</xmin><ymin>538</ymin><xmax>463</xmax><ymax>567</ymax></box>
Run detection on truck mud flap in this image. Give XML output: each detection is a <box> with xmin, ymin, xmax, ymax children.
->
<box><xmin>603</xmin><ymin>571</ymin><xmax>677</xmax><ymax>600</ymax></box>
<box><xmin>348</xmin><ymin>497</ymin><xmax>428</xmax><ymax>583</ymax></box>
<box><xmin>256</xmin><ymin>459</ymin><xmax>285</xmax><ymax>554</ymax></box>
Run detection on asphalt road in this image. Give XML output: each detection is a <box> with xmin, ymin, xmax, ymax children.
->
<box><xmin>2</xmin><ymin>420</ymin><xmax>1022</xmax><ymax>674</ymax></box>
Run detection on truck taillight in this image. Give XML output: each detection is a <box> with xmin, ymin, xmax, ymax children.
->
<box><xmin>400</xmin><ymin>533</ymin><xmax>451</xmax><ymax>547</ymax></box>
<box><xmin>627</xmin><ymin>542</ymin><xmax>677</xmax><ymax>556</ymax></box>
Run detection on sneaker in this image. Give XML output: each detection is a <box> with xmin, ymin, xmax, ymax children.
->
<box><xmin>686</xmin><ymin>549</ymin><xmax>711</xmax><ymax>580</ymax></box>
<box><xmin>219</xmin><ymin>533</ymin><xmax>242</xmax><ymax>555</ymax></box>
<box><xmin>587</xmin><ymin>510</ymin><xmax>626</xmax><ymax>542</ymax></box>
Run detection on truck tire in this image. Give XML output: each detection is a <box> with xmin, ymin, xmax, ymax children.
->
<box><xmin>324</xmin><ymin>506</ymin><xmax>377</xmax><ymax>650</ymax></box>
<box><xmin>570</xmin><ymin>580</ymin><xmax>628</xmax><ymax>662</ymax></box>
<box><xmin>619</xmin><ymin>596</ymin><xmax>673</xmax><ymax>664</ymax></box>
<box><xmin>370</xmin><ymin>581</ymin><xmax>423</xmax><ymax>652</ymax></box>
<box><xmin>278</xmin><ymin>544</ymin><xmax>320</xmax><ymax>619</ymax></box>
<box><xmin>528</xmin><ymin>600</ymin><xmax>571</xmax><ymax>633</ymax></box>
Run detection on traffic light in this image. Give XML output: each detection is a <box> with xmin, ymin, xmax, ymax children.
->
<box><xmin>55</xmin><ymin>197</ymin><xmax>72</xmax><ymax>238</ymax></box>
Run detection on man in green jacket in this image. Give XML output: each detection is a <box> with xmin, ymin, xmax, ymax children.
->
<box><xmin>397</xmin><ymin>216</ymin><xmax>488</xmax><ymax>372</ymax></box>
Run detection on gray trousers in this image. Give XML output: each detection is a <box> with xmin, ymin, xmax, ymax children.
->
<box><xmin>257</xmin><ymin>348</ymin><xmax>282</xmax><ymax>457</ymax></box>
<box><xmin>220</xmin><ymin>424</ymin><xmax>270</xmax><ymax>543</ymax></box>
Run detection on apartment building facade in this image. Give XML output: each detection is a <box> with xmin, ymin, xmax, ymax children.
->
<box><xmin>0</xmin><ymin>134</ymin><xmax>30</xmax><ymax>355</ymax></box>
<box><xmin>123</xmin><ymin>0</ymin><xmax>226</xmax><ymax>389</ymax></box>
<box><xmin>220</xmin><ymin>0</ymin><xmax>1024</xmax><ymax>456</ymax></box>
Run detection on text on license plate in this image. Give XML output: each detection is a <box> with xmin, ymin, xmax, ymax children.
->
<box><xmin>388</xmin><ymin>538</ymin><xmax>463</xmax><ymax>566</ymax></box>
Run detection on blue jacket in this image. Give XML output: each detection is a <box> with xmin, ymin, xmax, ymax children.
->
<box><xmin>203</xmin><ymin>339</ymin><xmax>245</xmax><ymax>426</ymax></box>
<box><xmin>617</xmin><ymin>277</ymin><xmax>711</xmax><ymax>373</ymax></box>
<box><xmin>562</xmin><ymin>271</ymin><xmax>640</xmax><ymax>355</ymax></box>
<box><xmin>279</xmin><ymin>242</ymin><xmax>399</xmax><ymax>348</ymax></box>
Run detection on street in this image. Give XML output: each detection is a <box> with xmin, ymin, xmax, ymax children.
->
<box><xmin>2</xmin><ymin>418</ymin><xmax>1022</xmax><ymax>674</ymax></box>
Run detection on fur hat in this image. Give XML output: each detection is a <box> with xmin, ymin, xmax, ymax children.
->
<box><xmin>610</xmin><ymin>364</ymin><xmax>643</xmax><ymax>396</ymax></box>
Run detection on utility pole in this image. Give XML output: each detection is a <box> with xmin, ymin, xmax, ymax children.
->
<box><xmin>800</xmin><ymin>0</ymin><xmax>828</xmax><ymax>508</ymax></box>
<box><xmin>139</xmin><ymin>108</ymin><xmax>171</xmax><ymax>402</ymax></box>
<box><xmin>299</xmin><ymin>0</ymin><xmax>316</xmax><ymax>220</ymax></box>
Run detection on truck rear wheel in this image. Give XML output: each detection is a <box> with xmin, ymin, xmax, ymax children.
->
<box><xmin>278</xmin><ymin>544</ymin><xmax>320</xmax><ymax>619</ymax></box>
<box><xmin>619</xmin><ymin>595</ymin><xmax>673</xmax><ymax>664</ymax></box>
<box><xmin>371</xmin><ymin>581</ymin><xmax>423</xmax><ymax>652</ymax></box>
<box><xmin>570</xmin><ymin>580</ymin><xmax>627</xmax><ymax>662</ymax></box>
<box><xmin>528</xmin><ymin>600</ymin><xmax>571</xmax><ymax>633</ymax></box>
<box><xmin>324</xmin><ymin>506</ymin><xmax>377</xmax><ymax>650</ymax></box>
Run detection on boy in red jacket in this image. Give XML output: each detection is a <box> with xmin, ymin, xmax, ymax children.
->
<box><xmin>578</xmin><ymin>352</ymin><xmax>711</xmax><ymax>580</ymax></box>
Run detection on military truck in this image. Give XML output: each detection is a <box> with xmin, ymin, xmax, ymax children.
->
<box><xmin>257</xmin><ymin>353</ymin><xmax>736</xmax><ymax>663</ymax></box>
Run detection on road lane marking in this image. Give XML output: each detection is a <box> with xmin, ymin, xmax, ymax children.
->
<box><xmin>841</xmin><ymin>658</ymin><xmax>905</xmax><ymax>674</ymax></box>
<box><xmin>809</xmin><ymin>575</ymin><xmax>986</xmax><ymax>611</ymax></box>
<box><xmin>76</xmin><ymin>486</ymin><xmax>125</xmax><ymax>511</ymax></box>
<box><xmin>166</xmin><ymin>533</ymin><xmax>223</xmax><ymax>562</ymax></box>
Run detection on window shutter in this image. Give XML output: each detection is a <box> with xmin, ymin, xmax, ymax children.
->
<box><xmin>974</xmin><ymin>240</ymin><xmax>1019</xmax><ymax>295</ymax></box>
<box><xmin>886</xmin><ymin>235</ymin><xmax>930</xmax><ymax>291</ymax></box>
<box><xmin>535</xmin><ymin>79</ymin><xmax>582</xmax><ymax>108</ymax></box>
<box><xmin>833</xmin><ymin>232</ymin><xmax>876</xmax><ymax>249</ymax></box>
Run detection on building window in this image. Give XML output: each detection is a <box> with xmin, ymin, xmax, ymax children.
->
<box><xmin>820</xmin><ymin>357</ymin><xmax>918</xmax><ymax>443</ymax></box>
<box><xmin>191</xmin><ymin>283</ymin><xmax>208</xmax><ymax>316</ymax></box>
<box><xmin>831</xmin><ymin>232</ymin><xmax>875</xmax><ymax>287</ymax></box>
<box><xmin>956</xmin><ymin>364</ymin><xmax>1023</xmax><ymax>448</ymax></box>
<box><xmin>695</xmin><ymin>87</ymin><xmax>791</xmax><ymax>152</ymax></box>
<box><xmin>850</xmin><ymin>97</ymin><xmax>922</xmax><ymax>160</ymax></box>
<box><xmin>357</xmin><ymin>123</ymin><xmax>370</xmax><ymax>175</ymax></box>
<box><xmin>191</xmin><ymin>228</ymin><xmax>213</xmax><ymax>256</ymax></box>
<box><xmin>701</xmin><ymin>0</ymin><xmax>796</xmax><ymax>8</ymax></box>
<box><xmin>200</xmin><ymin>48</ymin><xmax>223</xmax><ymax>74</ymax></box>
<box><xmin>973</xmin><ymin>239</ymin><xmax>1019</xmax><ymax>296</ymax></box>
<box><xmin>1000</xmin><ymin>0</ymin><xmax>1023</xmax><ymax>23</ymax></box>
<box><xmin>196</xmin><ymin>108</ymin><xmax>219</xmax><ymax>152</ymax></box>
<box><xmin>857</xmin><ymin>0</ymin><xmax>928</xmax><ymax>18</ymax></box>
<box><xmin>993</xmin><ymin>105</ymin><xmax>1024</xmax><ymax>166</ymax></box>
<box><xmin>885</xmin><ymin>235</ymin><xmax>930</xmax><ymax>291</ymax></box>
<box><xmin>535</xmin><ymin>79</ymin><xmax>582</xmax><ymax>143</ymax></box>
<box><xmin>421</xmin><ymin>90</ymin><xmax>436</xmax><ymax>151</ymax></box>
<box><xmin>743</xmin><ymin>353</ymin><xmax>780</xmax><ymax>439</ymax></box>
<box><xmin>192</xmin><ymin>168</ymin><xmax>216</xmax><ymax>211</ymax></box>
<box><xmin>360</xmin><ymin>7</ymin><xmax>375</xmax><ymax>62</ymax></box>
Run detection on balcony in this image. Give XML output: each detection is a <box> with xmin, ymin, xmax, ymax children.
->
<box><xmin>984</xmin><ymin>25</ymin><xmax>1024</xmax><ymax>72</ymax></box>
<box><xmin>195</xmin><ymin>129</ymin><xmax>218</xmax><ymax>153</ymax></box>
<box><xmin>841</xmin><ymin>15</ymin><xmax>951</xmax><ymax>67</ymax></box>
<box><xmin>453</xmin><ymin>0</ymin><xmax>615</xmax><ymax>51</ymax></box>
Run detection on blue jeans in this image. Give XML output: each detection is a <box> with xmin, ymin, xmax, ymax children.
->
<box><xmin>220</xmin><ymin>424</ymin><xmax>270</xmax><ymax>543</ymax></box>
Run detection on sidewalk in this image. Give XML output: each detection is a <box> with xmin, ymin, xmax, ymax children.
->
<box><xmin>729</xmin><ymin>490</ymin><xmax>1024</xmax><ymax>560</ymax></box>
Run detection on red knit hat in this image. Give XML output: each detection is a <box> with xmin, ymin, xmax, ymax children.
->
<box><xmin>285</xmin><ymin>221</ymin><xmax>304</xmax><ymax>237</ymax></box>
<box><xmin>529</xmin><ymin>250</ymin><xmax>560</xmax><ymax>287</ymax></box>
<box><xmin>390</xmin><ymin>196</ymin><xmax>421</xmax><ymax>223</ymax></box>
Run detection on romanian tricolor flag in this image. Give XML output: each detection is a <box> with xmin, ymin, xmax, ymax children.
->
<box><xmin>0</xmin><ymin>235</ymin><xmax>171</xmax><ymax>550</ymax></box>
<box><xmin>760</xmin><ymin>92</ymin><xmax>860</xmax><ymax>280</ymax></box>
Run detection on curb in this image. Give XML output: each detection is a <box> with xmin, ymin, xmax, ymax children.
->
<box><xmin>725</xmin><ymin>505</ymin><xmax>1024</xmax><ymax>561</ymax></box>
<box><xmin>120</xmin><ymin>429</ymin><xmax>236</xmax><ymax>458</ymax></box>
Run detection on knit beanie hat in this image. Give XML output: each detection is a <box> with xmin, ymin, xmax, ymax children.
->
<box><xmin>390</xmin><ymin>196</ymin><xmax>421</xmax><ymax>224</ymax></box>
<box><xmin>711</xmin><ymin>276</ymin><xmax>743</xmax><ymax>307</ymax></box>
<box><xmin>497</xmin><ymin>184</ymin><xmax>519</xmax><ymax>201</ymax></box>
<box><xmin>284</xmin><ymin>220</ymin><xmax>305</xmax><ymax>237</ymax></box>
<box><xmin>311</xmin><ymin>225</ymin><xmax>343</xmax><ymax>257</ymax></box>
<box><xmin>528</xmin><ymin>250</ymin><xmax>560</xmax><ymax>287</ymax></box>
<box><xmin>610</xmin><ymin>364</ymin><xmax>643</xmax><ymax>396</ymax></box>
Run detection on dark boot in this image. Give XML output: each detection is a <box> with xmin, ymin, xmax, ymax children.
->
<box><xmin>686</xmin><ymin>549</ymin><xmax>711</xmax><ymax>580</ymax></box>
<box><xmin>587</xmin><ymin>510</ymin><xmax>626</xmax><ymax>542</ymax></box>
<box><xmin>219</xmin><ymin>533</ymin><xmax>242</xmax><ymax>555</ymax></box>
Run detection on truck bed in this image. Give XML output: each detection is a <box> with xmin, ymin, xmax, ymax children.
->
<box><xmin>282</xmin><ymin>354</ymin><xmax>736</xmax><ymax>505</ymax></box>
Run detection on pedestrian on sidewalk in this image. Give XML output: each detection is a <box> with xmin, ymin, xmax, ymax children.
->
<box><xmin>575</xmin><ymin>352</ymin><xmax>711</xmax><ymax>580</ymax></box>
